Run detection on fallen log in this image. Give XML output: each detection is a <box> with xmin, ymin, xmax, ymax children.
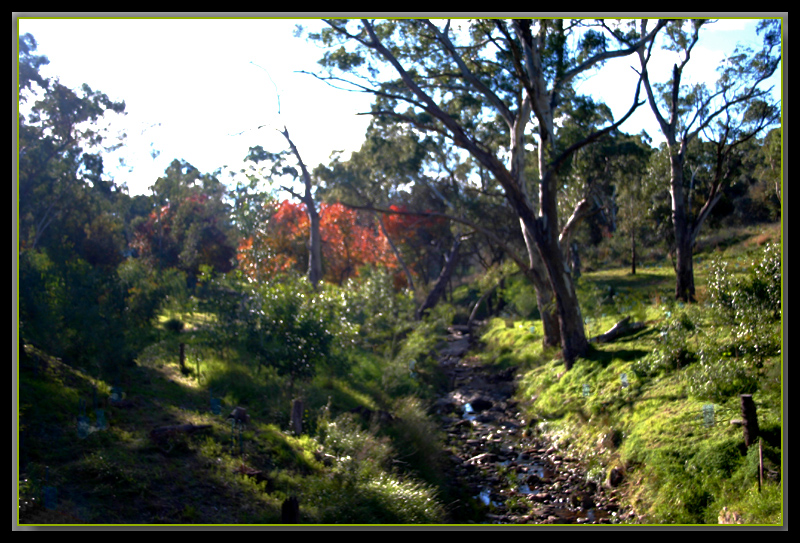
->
<box><xmin>590</xmin><ymin>316</ymin><xmax>646</xmax><ymax>344</ymax></box>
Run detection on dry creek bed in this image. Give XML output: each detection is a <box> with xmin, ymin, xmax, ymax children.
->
<box><xmin>432</xmin><ymin>325</ymin><xmax>635</xmax><ymax>525</ymax></box>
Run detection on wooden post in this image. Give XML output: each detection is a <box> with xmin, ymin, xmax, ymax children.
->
<box><xmin>291</xmin><ymin>399</ymin><xmax>303</xmax><ymax>435</ymax></box>
<box><xmin>179</xmin><ymin>342</ymin><xmax>186</xmax><ymax>373</ymax></box>
<box><xmin>758</xmin><ymin>438</ymin><xmax>764</xmax><ymax>493</ymax></box>
<box><xmin>281</xmin><ymin>496</ymin><xmax>299</xmax><ymax>523</ymax></box>
<box><xmin>740</xmin><ymin>394</ymin><xmax>759</xmax><ymax>447</ymax></box>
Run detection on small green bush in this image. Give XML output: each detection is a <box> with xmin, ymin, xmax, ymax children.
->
<box><xmin>203</xmin><ymin>274</ymin><xmax>352</xmax><ymax>387</ymax></box>
<box><xmin>308</xmin><ymin>412</ymin><xmax>446</xmax><ymax>524</ymax></box>
<box><xmin>686</xmin><ymin>350</ymin><xmax>759</xmax><ymax>403</ymax></box>
<box><xmin>632</xmin><ymin>311</ymin><xmax>698</xmax><ymax>377</ymax></box>
<box><xmin>706</xmin><ymin>242</ymin><xmax>781</xmax><ymax>326</ymax></box>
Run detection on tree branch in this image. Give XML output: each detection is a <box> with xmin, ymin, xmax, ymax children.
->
<box><xmin>551</xmin><ymin>70</ymin><xmax>645</xmax><ymax>172</ymax></box>
<box><xmin>422</xmin><ymin>19</ymin><xmax>516</xmax><ymax>129</ymax></box>
<box><xmin>342</xmin><ymin>201</ymin><xmax>531</xmax><ymax>274</ymax></box>
<box><xmin>556</xmin><ymin>19</ymin><xmax>669</xmax><ymax>95</ymax></box>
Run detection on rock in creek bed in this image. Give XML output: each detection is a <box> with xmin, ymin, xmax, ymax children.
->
<box><xmin>435</xmin><ymin>328</ymin><xmax>626</xmax><ymax>524</ymax></box>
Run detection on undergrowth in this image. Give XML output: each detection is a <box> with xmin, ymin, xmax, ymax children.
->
<box><xmin>17</xmin><ymin>224</ymin><xmax>783</xmax><ymax>526</ymax></box>
<box><xmin>504</xmin><ymin>235</ymin><xmax>783</xmax><ymax>525</ymax></box>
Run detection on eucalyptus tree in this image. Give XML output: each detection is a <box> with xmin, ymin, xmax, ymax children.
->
<box><xmin>317</xmin><ymin>121</ymin><xmax>520</xmax><ymax>319</ymax></box>
<box><xmin>306</xmin><ymin>18</ymin><xmax>666</xmax><ymax>367</ymax></box>
<box><xmin>605</xmin><ymin>133</ymin><xmax>657</xmax><ymax>274</ymax></box>
<box><xmin>18</xmin><ymin>33</ymin><xmax>127</xmax><ymax>255</ymax></box>
<box><xmin>136</xmin><ymin>159</ymin><xmax>237</xmax><ymax>285</ymax></box>
<box><xmin>18</xmin><ymin>33</ymin><xmax>139</xmax><ymax>369</ymax></box>
<box><xmin>550</xmin><ymin>94</ymin><xmax>654</xmax><ymax>274</ymax></box>
<box><xmin>244</xmin><ymin>126</ymin><xmax>324</xmax><ymax>289</ymax></box>
<box><xmin>635</xmin><ymin>18</ymin><xmax>781</xmax><ymax>301</ymax></box>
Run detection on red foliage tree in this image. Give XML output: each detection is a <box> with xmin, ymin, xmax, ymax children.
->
<box><xmin>380</xmin><ymin>205</ymin><xmax>449</xmax><ymax>288</ymax></box>
<box><xmin>237</xmin><ymin>201</ymin><xmax>397</xmax><ymax>285</ymax></box>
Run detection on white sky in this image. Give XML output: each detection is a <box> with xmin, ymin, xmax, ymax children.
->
<box><xmin>16</xmin><ymin>16</ymin><xmax>782</xmax><ymax>197</ymax></box>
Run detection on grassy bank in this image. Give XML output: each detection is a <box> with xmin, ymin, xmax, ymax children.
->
<box><xmin>475</xmin><ymin>223</ymin><xmax>783</xmax><ymax>525</ymax></box>
<box><xmin>16</xmin><ymin>223</ymin><xmax>783</xmax><ymax>526</ymax></box>
<box><xmin>18</xmin><ymin>317</ymin><xmax>457</xmax><ymax>525</ymax></box>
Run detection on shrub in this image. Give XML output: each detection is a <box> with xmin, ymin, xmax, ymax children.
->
<box><xmin>338</xmin><ymin>267</ymin><xmax>416</xmax><ymax>355</ymax></box>
<box><xmin>308</xmin><ymin>412</ymin><xmax>445</xmax><ymax>524</ymax></box>
<box><xmin>703</xmin><ymin>242</ymin><xmax>782</xmax><ymax>370</ymax></box>
<box><xmin>632</xmin><ymin>311</ymin><xmax>698</xmax><ymax>377</ymax></box>
<box><xmin>203</xmin><ymin>273</ymin><xmax>350</xmax><ymax>387</ymax></box>
<box><xmin>687</xmin><ymin>350</ymin><xmax>759</xmax><ymax>403</ymax></box>
<box><xmin>706</xmin><ymin>242</ymin><xmax>781</xmax><ymax>325</ymax></box>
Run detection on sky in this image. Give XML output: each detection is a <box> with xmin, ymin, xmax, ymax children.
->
<box><xmin>16</xmin><ymin>16</ymin><xmax>783</xmax><ymax>197</ymax></box>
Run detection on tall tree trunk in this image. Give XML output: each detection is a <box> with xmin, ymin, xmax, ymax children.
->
<box><xmin>417</xmin><ymin>237</ymin><xmax>461</xmax><ymax>320</ymax></box>
<box><xmin>669</xmin><ymin>149</ymin><xmax>696</xmax><ymax>302</ymax></box>
<box><xmin>533</xmin><ymin>225</ymin><xmax>588</xmax><ymax>369</ymax></box>
<box><xmin>512</xmin><ymin>94</ymin><xmax>560</xmax><ymax>349</ymax></box>
<box><xmin>630</xmin><ymin>230</ymin><xmax>637</xmax><ymax>275</ymax></box>
<box><xmin>307</xmin><ymin>203</ymin><xmax>323</xmax><ymax>288</ymax></box>
<box><xmin>280</xmin><ymin>127</ymin><xmax>323</xmax><ymax>289</ymax></box>
<box><xmin>520</xmin><ymin>221</ymin><xmax>560</xmax><ymax>348</ymax></box>
<box><xmin>532</xmin><ymin>163</ymin><xmax>588</xmax><ymax>369</ymax></box>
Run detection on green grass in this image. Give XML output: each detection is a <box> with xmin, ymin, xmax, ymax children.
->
<box><xmin>17</xmin><ymin>222</ymin><xmax>783</xmax><ymax>526</ymax></box>
<box><xmin>496</xmin><ymin>227</ymin><xmax>783</xmax><ymax>525</ymax></box>
<box><xmin>18</xmin><ymin>323</ymin><xmax>452</xmax><ymax>525</ymax></box>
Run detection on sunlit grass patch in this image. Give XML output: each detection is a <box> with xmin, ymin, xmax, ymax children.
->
<box><xmin>476</xmin><ymin>317</ymin><xmax>553</xmax><ymax>369</ymax></box>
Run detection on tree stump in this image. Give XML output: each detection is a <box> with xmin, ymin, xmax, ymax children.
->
<box><xmin>740</xmin><ymin>394</ymin><xmax>759</xmax><ymax>447</ymax></box>
<box><xmin>228</xmin><ymin>407</ymin><xmax>250</xmax><ymax>426</ymax></box>
<box><xmin>281</xmin><ymin>496</ymin><xmax>300</xmax><ymax>523</ymax></box>
<box><xmin>179</xmin><ymin>342</ymin><xmax>186</xmax><ymax>373</ymax></box>
<box><xmin>291</xmin><ymin>399</ymin><xmax>303</xmax><ymax>435</ymax></box>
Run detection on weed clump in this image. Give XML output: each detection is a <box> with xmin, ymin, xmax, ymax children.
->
<box><xmin>305</xmin><ymin>412</ymin><xmax>446</xmax><ymax>524</ymax></box>
<box><xmin>632</xmin><ymin>311</ymin><xmax>699</xmax><ymax>377</ymax></box>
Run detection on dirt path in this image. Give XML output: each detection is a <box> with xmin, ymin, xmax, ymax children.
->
<box><xmin>433</xmin><ymin>325</ymin><xmax>630</xmax><ymax>524</ymax></box>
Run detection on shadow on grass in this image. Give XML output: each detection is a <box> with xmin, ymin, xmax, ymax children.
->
<box><xmin>583</xmin><ymin>343</ymin><xmax>651</xmax><ymax>367</ymax></box>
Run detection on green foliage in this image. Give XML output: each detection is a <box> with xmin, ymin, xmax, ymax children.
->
<box><xmin>307</xmin><ymin>412</ymin><xmax>446</xmax><ymax>524</ymax></box>
<box><xmin>632</xmin><ymin>310</ymin><xmax>699</xmax><ymax>378</ymax></box>
<box><xmin>19</xmin><ymin>247</ymin><xmax>136</xmax><ymax>373</ymax></box>
<box><xmin>202</xmin><ymin>273</ymin><xmax>353</xmax><ymax>386</ymax></box>
<box><xmin>706</xmin><ymin>241</ymin><xmax>781</xmax><ymax>325</ymax></box>
<box><xmin>381</xmin><ymin>396</ymin><xmax>447</xmax><ymax>487</ymax></box>
<box><xmin>686</xmin><ymin>350</ymin><xmax>759</xmax><ymax>403</ymax></box>
<box><xmin>19</xmin><ymin>34</ymin><xmax>126</xmax><ymax>257</ymax></box>
<box><xmin>500</xmin><ymin>274</ymin><xmax>540</xmax><ymax>319</ymax></box>
<box><xmin>132</xmin><ymin>160</ymin><xmax>237</xmax><ymax>284</ymax></box>
<box><xmin>382</xmin><ymin>303</ymin><xmax>454</xmax><ymax>397</ymax></box>
<box><xmin>338</xmin><ymin>267</ymin><xmax>416</xmax><ymax>354</ymax></box>
<box><xmin>682</xmin><ymin>242</ymin><xmax>782</xmax><ymax>402</ymax></box>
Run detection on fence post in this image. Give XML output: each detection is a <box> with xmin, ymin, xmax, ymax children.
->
<box><xmin>740</xmin><ymin>394</ymin><xmax>759</xmax><ymax>447</ymax></box>
<box><xmin>291</xmin><ymin>399</ymin><xmax>303</xmax><ymax>436</ymax></box>
<box><xmin>281</xmin><ymin>496</ymin><xmax>299</xmax><ymax>523</ymax></box>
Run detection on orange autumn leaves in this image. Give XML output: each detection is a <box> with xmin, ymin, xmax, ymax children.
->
<box><xmin>238</xmin><ymin>201</ymin><xmax>435</xmax><ymax>287</ymax></box>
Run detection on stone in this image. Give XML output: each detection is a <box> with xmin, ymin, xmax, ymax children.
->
<box><xmin>466</xmin><ymin>395</ymin><xmax>494</xmax><ymax>412</ymax></box>
<box><xmin>718</xmin><ymin>507</ymin><xmax>743</xmax><ymax>524</ymax></box>
<box><xmin>608</xmin><ymin>467</ymin><xmax>624</xmax><ymax>487</ymax></box>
